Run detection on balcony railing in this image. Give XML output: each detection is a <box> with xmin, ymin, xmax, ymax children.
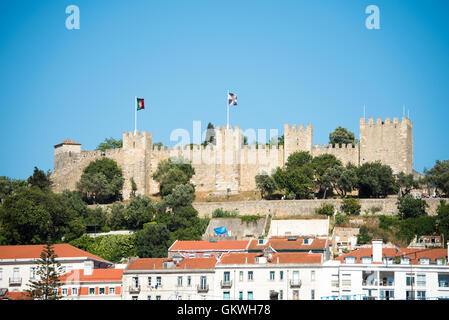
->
<box><xmin>197</xmin><ymin>284</ymin><xmax>209</xmax><ymax>293</ymax></box>
<box><xmin>439</xmin><ymin>281</ymin><xmax>449</xmax><ymax>287</ymax></box>
<box><xmin>289</xmin><ymin>279</ymin><xmax>302</xmax><ymax>288</ymax></box>
<box><xmin>362</xmin><ymin>280</ymin><xmax>378</xmax><ymax>286</ymax></box>
<box><xmin>9</xmin><ymin>277</ymin><xmax>22</xmax><ymax>286</ymax></box>
<box><xmin>129</xmin><ymin>286</ymin><xmax>141</xmax><ymax>294</ymax></box>
<box><xmin>221</xmin><ymin>280</ymin><xmax>232</xmax><ymax>288</ymax></box>
<box><xmin>379</xmin><ymin>280</ymin><xmax>395</xmax><ymax>287</ymax></box>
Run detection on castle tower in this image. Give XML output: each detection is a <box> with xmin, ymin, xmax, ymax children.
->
<box><xmin>53</xmin><ymin>139</ymin><xmax>82</xmax><ymax>171</ymax></box>
<box><xmin>214</xmin><ymin>126</ymin><xmax>242</xmax><ymax>194</ymax></box>
<box><xmin>283</xmin><ymin>123</ymin><xmax>313</xmax><ymax>163</ymax></box>
<box><xmin>359</xmin><ymin>117</ymin><xmax>413</xmax><ymax>174</ymax></box>
<box><xmin>121</xmin><ymin>131</ymin><xmax>153</xmax><ymax>198</ymax></box>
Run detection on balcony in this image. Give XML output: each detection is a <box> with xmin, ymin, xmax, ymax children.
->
<box><xmin>379</xmin><ymin>280</ymin><xmax>394</xmax><ymax>287</ymax></box>
<box><xmin>129</xmin><ymin>286</ymin><xmax>141</xmax><ymax>294</ymax></box>
<box><xmin>362</xmin><ymin>280</ymin><xmax>378</xmax><ymax>287</ymax></box>
<box><xmin>197</xmin><ymin>284</ymin><xmax>209</xmax><ymax>293</ymax></box>
<box><xmin>289</xmin><ymin>279</ymin><xmax>302</xmax><ymax>288</ymax></box>
<box><xmin>220</xmin><ymin>280</ymin><xmax>232</xmax><ymax>289</ymax></box>
<box><xmin>9</xmin><ymin>277</ymin><xmax>22</xmax><ymax>286</ymax></box>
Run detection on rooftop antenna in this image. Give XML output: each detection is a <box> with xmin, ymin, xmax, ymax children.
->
<box><xmin>363</xmin><ymin>104</ymin><xmax>366</xmax><ymax>119</ymax></box>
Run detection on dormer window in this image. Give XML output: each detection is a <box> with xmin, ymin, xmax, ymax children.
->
<box><xmin>258</xmin><ymin>239</ymin><xmax>264</xmax><ymax>245</ymax></box>
<box><xmin>303</xmin><ymin>238</ymin><xmax>312</xmax><ymax>245</ymax></box>
<box><xmin>361</xmin><ymin>257</ymin><xmax>372</xmax><ymax>264</ymax></box>
<box><xmin>436</xmin><ymin>258</ymin><xmax>444</xmax><ymax>265</ymax></box>
<box><xmin>401</xmin><ymin>257</ymin><xmax>410</xmax><ymax>265</ymax></box>
<box><xmin>344</xmin><ymin>256</ymin><xmax>356</xmax><ymax>264</ymax></box>
<box><xmin>419</xmin><ymin>258</ymin><xmax>430</xmax><ymax>265</ymax></box>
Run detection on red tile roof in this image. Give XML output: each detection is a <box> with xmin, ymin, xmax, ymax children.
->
<box><xmin>55</xmin><ymin>139</ymin><xmax>81</xmax><ymax>147</ymax></box>
<box><xmin>248</xmin><ymin>236</ymin><xmax>328</xmax><ymax>251</ymax></box>
<box><xmin>217</xmin><ymin>252</ymin><xmax>322</xmax><ymax>265</ymax></box>
<box><xmin>0</xmin><ymin>244</ymin><xmax>111</xmax><ymax>264</ymax></box>
<box><xmin>335</xmin><ymin>247</ymin><xmax>448</xmax><ymax>265</ymax></box>
<box><xmin>59</xmin><ymin>269</ymin><xmax>123</xmax><ymax>283</ymax></box>
<box><xmin>169</xmin><ymin>240</ymin><xmax>250</xmax><ymax>252</ymax></box>
<box><xmin>126</xmin><ymin>257</ymin><xmax>217</xmax><ymax>270</ymax></box>
<box><xmin>0</xmin><ymin>291</ymin><xmax>33</xmax><ymax>300</ymax></box>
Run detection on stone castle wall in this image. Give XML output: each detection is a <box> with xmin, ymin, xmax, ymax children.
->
<box><xmin>50</xmin><ymin>117</ymin><xmax>413</xmax><ymax>199</ymax></box>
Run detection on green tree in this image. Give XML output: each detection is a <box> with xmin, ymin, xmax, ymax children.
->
<box><xmin>85</xmin><ymin>206</ymin><xmax>107</xmax><ymax>231</ymax></box>
<box><xmin>203</xmin><ymin>122</ymin><xmax>216</xmax><ymax>146</ymax></box>
<box><xmin>77</xmin><ymin>158</ymin><xmax>124</xmax><ymax>204</ymax></box>
<box><xmin>170</xmin><ymin>206</ymin><xmax>203</xmax><ymax>241</ymax></box>
<box><xmin>164</xmin><ymin>184</ymin><xmax>196</xmax><ymax>210</ymax></box>
<box><xmin>0</xmin><ymin>186</ymin><xmax>85</xmax><ymax>244</ymax></box>
<box><xmin>323</xmin><ymin>165</ymin><xmax>358</xmax><ymax>198</ymax></box>
<box><xmin>329</xmin><ymin>127</ymin><xmax>357</xmax><ymax>147</ymax></box>
<box><xmin>311</xmin><ymin>154</ymin><xmax>342</xmax><ymax>198</ymax></box>
<box><xmin>285</xmin><ymin>151</ymin><xmax>313</xmax><ymax>171</ymax></box>
<box><xmin>397</xmin><ymin>195</ymin><xmax>429</xmax><ymax>219</ymax></box>
<box><xmin>26</xmin><ymin>242</ymin><xmax>63</xmax><ymax>300</ymax></box>
<box><xmin>27</xmin><ymin>167</ymin><xmax>52</xmax><ymax>190</ymax></box>
<box><xmin>107</xmin><ymin>202</ymin><xmax>127</xmax><ymax>230</ymax></box>
<box><xmin>396</xmin><ymin>172</ymin><xmax>419</xmax><ymax>197</ymax></box>
<box><xmin>96</xmin><ymin>137</ymin><xmax>123</xmax><ymax>152</ymax></box>
<box><xmin>152</xmin><ymin>157</ymin><xmax>195</xmax><ymax>197</ymax></box>
<box><xmin>255</xmin><ymin>173</ymin><xmax>277</xmax><ymax>199</ymax></box>
<box><xmin>357</xmin><ymin>162</ymin><xmax>396</xmax><ymax>198</ymax></box>
<box><xmin>357</xmin><ymin>226</ymin><xmax>372</xmax><ymax>245</ymax></box>
<box><xmin>341</xmin><ymin>198</ymin><xmax>361</xmax><ymax>215</ymax></box>
<box><xmin>425</xmin><ymin>160</ymin><xmax>449</xmax><ymax>196</ymax></box>
<box><xmin>135</xmin><ymin>223</ymin><xmax>171</xmax><ymax>258</ymax></box>
<box><xmin>125</xmin><ymin>195</ymin><xmax>155</xmax><ymax>230</ymax></box>
<box><xmin>436</xmin><ymin>200</ymin><xmax>449</xmax><ymax>245</ymax></box>
<box><xmin>130</xmin><ymin>177</ymin><xmax>137</xmax><ymax>198</ymax></box>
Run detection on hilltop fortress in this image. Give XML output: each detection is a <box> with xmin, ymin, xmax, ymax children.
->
<box><xmin>51</xmin><ymin>117</ymin><xmax>413</xmax><ymax>200</ymax></box>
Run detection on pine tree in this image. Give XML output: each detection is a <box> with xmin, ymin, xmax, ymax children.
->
<box><xmin>26</xmin><ymin>242</ymin><xmax>63</xmax><ymax>300</ymax></box>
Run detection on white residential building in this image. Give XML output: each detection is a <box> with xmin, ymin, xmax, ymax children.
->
<box><xmin>0</xmin><ymin>244</ymin><xmax>112</xmax><ymax>299</ymax></box>
<box><xmin>319</xmin><ymin>240</ymin><xmax>449</xmax><ymax>300</ymax></box>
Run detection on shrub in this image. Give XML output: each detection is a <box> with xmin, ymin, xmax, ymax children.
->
<box><xmin>315</xmin><ymin>203</ymin><xmax>335</xmax><ymax>216</ymax></box>
<box><xmin>341</xmin><ymin>198</ymin><xmax>361</xmax><ymax>215</ymax></box>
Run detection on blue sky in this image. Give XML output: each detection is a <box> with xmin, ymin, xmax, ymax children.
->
<box><xmin>0</xmin><ymin>0</ymin><xmax>448</xmax><ymax>179</ymax></box>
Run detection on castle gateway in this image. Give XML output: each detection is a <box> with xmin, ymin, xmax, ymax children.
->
<box><xmin>50</xmin><ymin>117</ymin><xmax>413</xmax><ymax>200</ymax></box>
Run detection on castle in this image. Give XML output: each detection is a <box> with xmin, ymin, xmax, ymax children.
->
<box><xmin>50</xmin><ymin>117</ymin><xmax>413</xmax><ymax>200</ymax></box>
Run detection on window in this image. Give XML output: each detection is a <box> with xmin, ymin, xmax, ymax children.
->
<box><xmin>406</xmin><ymin>291</ymin><xmax>415</xmax><ymax>300</ymax></box>
<box><xmin>72</xmin><ymin>288</ymin><xmax>78</xmax><ymax>296</ymax></box>
<box><xmin>61</xmin><ymin>288</ymin><xmax>68</xmax><ymax>296</ymax></box>
<box><xmin>417</xmin><ymin>274</ymin><xmax>426</xmax><ymax>287</ymax></box>
<box><xmin>133</xmin><ymin>277</ymin><xmax>139</xmax><ymax>288</ymax></box>
<box><xmin>239</xmin><ymin>291</ymin><xmax>243</xmax><ymax>300</ymax></box>
<box><xmin>311</xmin><ymin>290</ymin><xmax>315</xmax><ymax>300</ymax></box>
<box><xmin>406</xmin><ymin>276</ymin><xmax>415</xmax><ymax>286</ymax></box>
<box><xmin>419</xmin><ymin>258</ymin><xmax>430</xmax><ymax>265</ymax></box>
<box><xmin>148</xmin><ymin>276</ymin><xmax>152</xmax><ymax>286</ymax></box>
<box><xmin>224</xmin><ymin>271</ymin><xmax>230</xmax><ymax>282</ymax></box>
<box><xmin>132</xmin><ymin>296</ymin><xmax>138</xmax><ymax>300</ymax></box>
<box><xmin>30</xmin><ymin>267</ymin><xmax>37</xmax><ymax>280</ymax></box>
<box><xmin>177</xmin><ymin>276</ymin><xmax>183</xmax><ymax>287</ymax></box>
<box><xmin>361</xmin><ymin>257</ymin><xmax>372</xmax><ymax>264</ymax></box>
<box><xmin>247</xmin><ymin>291</ymin><xmax>253</xmax><ymax>300</ymax></box>
<box><xmin>13</xmin><ymin>267</ymin><xmax>19</xmax><ymax>281</ymax></box>
<box><xmin>99</xmin><ymin>287</ymin><xmax>105</xmax><ymax>295</ymax></box>
<box><xmin>280</xmin><ymin>271</ymin><xmax>284</xmax><ymax>280</ymax></box>
<box><xmin>239</xmin><ymin>271</ymin><xmax>243</xmax><ymax>281</ymax></box>
<box><xmin>279</xmin><ymin>290</ymin><xmax>283</xmax><ymax>300</ymax></box>
<box><xmin>223</xmin><ymin>291</ymin><xmax>230</xmax><ymax>300</ymax></box>
<box><xmin>147</xmin><ymin>296</ymin><xmax>151</xmax><ymax>300</ymax></box>
<box><xmin>401</xmin><ymin>257</ymin><xmax>411</xmax><ymax>265</ymax></box>
<box><xmin>303</xmin><ymin>238</ymin><xmax>309</xmax><ymax>245</ymax></box>
<box><xmin>438</xmin><ymin>274</ymin><xmax>449</xmax><ymax>287</ymax></box>
<box><xmin>189</xmin><ymin>254</ymin><xmax>195</xmax><ymax>258</ymax></box>
<box><xmin>269</xmin><ymin>271</ymin><xmax>275</xmax><ymax>280</ymax></box>
<box><xmin>200</xmin><ymin>276</ymin><xmax>207</xmax><ymax>290</ymax></box>
<box><xmin>89</xmin><ymin>288</ymin><xmax>95</xmax><ymax>295</ymax></box>
<box><xmin>156</xmin><ymin>296</ymin><xmax>161</xmax><ymax>300</ymax></box>
<box><xmin>437</xmin><ymin>258</ymin><xmax>444</xmax><ymax>265</ymax></box>
<box><xmin>311</xmin><ymin>270</ymin><xmax>315</xmax><ymax>281</ymax></box>
<box><xmin>344</xmin><ymin>256</ymin><xmax>356</xmax><ymax>264</ymax></box>
<box><xmin>156</xmin><ymin>276</ymin><xmax>162</xmax><ymax>287</ymax></box>
<box><xmin>109</xmin><ymin>287</ymin><xmax>115</xmax><ymax>295</ymax></box>
<box><xmin>187</xmin><ymin>276</ymin><xmax>191</xmax><ymax>286</ymax></box>
<box><xmin>417</xmin><ymin>291</ymin><xmax>426</xmax><ymax>300</ymax></box>
<box><xmin>248</xmin><ymin>271</ymin><xmax>253</xmax><ymax>281</ymax></box>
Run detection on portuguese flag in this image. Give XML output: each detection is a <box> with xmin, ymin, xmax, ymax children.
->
<box><xmin>137</xmin><ymin>98</ymin><xmax>145</xmax><ymax>110</ymax></box>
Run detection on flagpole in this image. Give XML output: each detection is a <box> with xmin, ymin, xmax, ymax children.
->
<box><xmin>227</xmin><ymin>90</ymin><xmax>229</xmax><ymax>129</ymax></box>
<box><xmin>134</xmin><ymin>96</ymin><xmax>137</xmax><ymax>135</ymax></box>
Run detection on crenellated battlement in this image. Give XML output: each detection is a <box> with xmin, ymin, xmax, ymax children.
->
<box><xmin>51</xmin><ymin>116</ymin><xmax>413</xmax><ymax>199</ymax></box>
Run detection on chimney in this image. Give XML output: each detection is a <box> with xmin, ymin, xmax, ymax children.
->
<box><xmin>84</xmin><ymin>260</ymin><xmax>94</xmax><ymax>276</ymax></box>
<box><xmin>372</xmin><ymin>239</ymin><xmax>383</xmax><ymax>263</ymax></box>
